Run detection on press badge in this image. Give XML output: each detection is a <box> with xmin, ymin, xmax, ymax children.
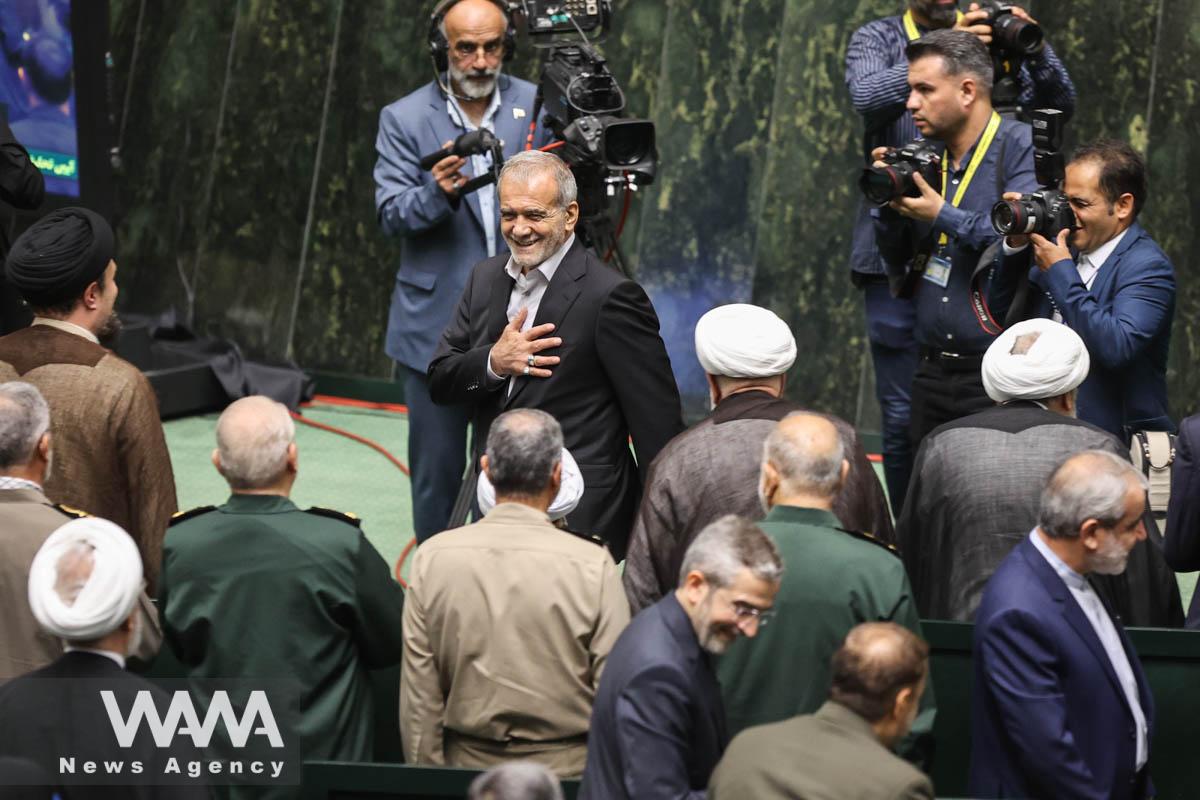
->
<box><xmin>923</xmin><ymin>255</ymin><xmax>952</xmax><ymax>288</ymax></box>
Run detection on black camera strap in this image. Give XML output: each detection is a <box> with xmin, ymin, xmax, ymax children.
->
<box><xmin>968</xmin><ymin>134</ymin><xmax>1032</xmax><ymax>334</ymax></box>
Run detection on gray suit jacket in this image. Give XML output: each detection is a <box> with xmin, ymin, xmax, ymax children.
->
<box><xmin>709</xmin><ymin>701</ymin><xmax>933</xmax><ymax>800</ymax></box>
<box><xmin>374</xmin><ymin>76</ymin><xmax>549</xmax><ymax>373</ymax></box>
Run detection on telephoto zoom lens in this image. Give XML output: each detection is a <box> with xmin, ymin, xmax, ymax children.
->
<box><xmin>991</xmin><ymin>199</ymin><xmax>1034</xmax><ymax>235</ymax></box>
<box><xmin>993</xmin><ymin>14</ymin><xmax>1043</xmax><ymax>56</ymax></box>
<box><xmin>859</xmin><ymin>165</ymin><xmax>911</xmax><ymax>207</ymax></box>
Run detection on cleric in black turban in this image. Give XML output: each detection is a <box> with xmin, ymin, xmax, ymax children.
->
<box><xmin>5</xmin><ymin>207</ymin><xmax>114</xmax><ymax>310</ymax></box>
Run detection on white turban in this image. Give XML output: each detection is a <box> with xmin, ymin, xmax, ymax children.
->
<box><xmin>477</xmin><ymin>447</ymin><xmax>584</xmax><ymax>521</ymax></box>
<box><xmin>28</xmin><ymin>518</ymin><xmax>143</xmax><ymax>641</ymax></box>
<box><xmin>695</xmin><ymin>304</ymin><xmax>797</xmax><ymax>378</ymax></box>
<box><xmin>982</xmin><ymin>318</ymin><xmax>1091</xmax><ymax>403</ymax></box>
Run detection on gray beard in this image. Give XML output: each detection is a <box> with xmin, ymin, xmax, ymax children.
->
<box><xmin>449</xmin><ymin>65</ymin><xmax>498</xmax><ymax>101</ymax></box>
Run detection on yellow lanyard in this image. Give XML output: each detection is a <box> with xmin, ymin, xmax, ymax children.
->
<box><xmin>936</xmin><ymin>111</ymin><xmax>1002</xmax><ymax>247</ymax></box>
<box><xmin>903</xmin><ymin>8</ymin><xmax>964</xmax><ymax>41</ymax></box>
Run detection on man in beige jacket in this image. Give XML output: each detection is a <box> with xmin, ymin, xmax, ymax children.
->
<box><xmin>401</xmin><ymin>408</ymin><xmax>630</xmax><ymax>777</ymax></box>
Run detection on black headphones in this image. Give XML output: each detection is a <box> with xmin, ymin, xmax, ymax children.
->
<box><xmin>428</xmin><ymin>0</ymin><xmax>517</xmax><ymax>74</ymax></box>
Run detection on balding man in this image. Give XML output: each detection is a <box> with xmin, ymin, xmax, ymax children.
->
<box><xmin>718</xmin><ymin>413</ymin><xmax>934</xmax><ymax>758</ymax></box>
<box><xmin>374</xmin><ymin>0</ymin><xmax>552</xmax><ymax>543</ymax></box>
<box><xmin>624</xmin><ymin>303</ymin><xmax>893</xmax><ymax>614</ymax></box>
<box><xmin>0</xmin><ymin>519</ymin><xmax>207</xmax><ymax>798</ymax></box>
<box><xmin>710</xmin><ymin>623</ymin><xmax>934</xmax><ymax>800</ymax></box>
<box><xmin>898</xmin><ymin>318</ymin><xmax>1181</xmax><ymax>625</ymax></box>
<box><xmin>429</xmin><ymin>151</ymin><xmax>683</xmax><ymax>558</ymax></box>
<box><xmin>971</xmin><ymin>451</ymin><xmax>1155</xmax><ymax>799</ymax></box>
<box><xmin>160</xmin><ymin>396</ymin><xmax>405</xmax><ymax>785</ymax></box>
<box><xmin>0</xmin><ymin>381</ymin><xmax>160</xmax><ymax>680</ymax></box>
<box><xmin>0</xmin><ymin>208</ymin><xmax>176</xmax><ymax>591</ymax></box>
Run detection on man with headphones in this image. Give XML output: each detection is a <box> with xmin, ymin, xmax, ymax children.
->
<box><xmin>374</xmin><ymin>0</ymin><xmax>550</xmax><ymax>543</ymax></box>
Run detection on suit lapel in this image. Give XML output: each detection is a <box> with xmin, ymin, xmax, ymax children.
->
<box><xmin>487</xmin><ymin>262</ymin><xmax>515</xmax><ymax>344</ymax></box>
<box><xmin>426</xmin><ymin>94</ymin><xmax>487</xmax><ymax>235</ymax></box>
<box><xmin>504</xmin><ymin>240</ymin><xmax>585</xmax><ymax>408</ymax></box>
<box><xmin>1088</xmin><ymin>224</ymin><xmax>1144</xmax><ymax>303</ymax></box>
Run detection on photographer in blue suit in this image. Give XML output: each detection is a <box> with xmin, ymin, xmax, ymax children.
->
<box><xmin>374</xmin><ymin>0</ymin><xmax>550</xmax><ymax>541</ymax></box>
<box><xmin>988</xmin><ymin>139</ymin><xmax>1175</xmax><ymax>441</ymax></box>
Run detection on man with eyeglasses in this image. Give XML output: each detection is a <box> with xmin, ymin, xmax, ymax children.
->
<box><xmin>374</xmin><ymin>0</ymin><xmax>551</xmax><ymax>543</ymax></box>
<box><xmin>717</xmin><ymin>412</ymin><xmax>936</xmax><ymax>762</ymax></box>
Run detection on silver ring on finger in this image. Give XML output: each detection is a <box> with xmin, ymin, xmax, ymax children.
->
<box><xmin>527</xmin><ymin>354</ymin><xmax>537</xmax><ymax>366</ymax></box>
<box><xmin>522</xmin><ymin>364</ymin><xmax>530</xmax><ymax>376</ymax></box>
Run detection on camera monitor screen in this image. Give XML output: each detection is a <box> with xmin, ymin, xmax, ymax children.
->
<box><xmin>0</xmin><ymin>0</ymin><xmax>78</xmax><ymax>198</ymax></box>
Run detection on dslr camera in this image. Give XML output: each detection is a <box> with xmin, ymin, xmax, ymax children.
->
<box><xmin>990</xmin><ymin>108</ymin><xmax>1075</xmax><ymax>237</ymax></box>
<box><xmin>976</xmin><ymin>1</ymin><xmax>1044</xmax><ymax>56</ymax></box>
<box><xmin>859</xmin><ymin>141</ymin><xmax>941</xmax><ymax>207</ymax></box>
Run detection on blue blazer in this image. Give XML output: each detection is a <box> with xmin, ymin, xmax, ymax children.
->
<box><xmin>1165</xmin><ymin>413</ymin><xmax>1200</xmax><ymax>626</ymax></box>
<box><xmin>373</xmin><ymin>76</ymin><xmax>548</xmax><ymax>373</ymax></box>
<box><xmin>969</xmin><ymin>536</ymin><xmax>1155</xmax><ymax>800</ymax></box>
<box><xmin>580</xmin><ymin>594</ymin><xmax>727</xmax><ymax>800</ymax></box>
<box><xmin>987</xmin><ymin>223</ymin><xmax>1175</xmax><ymax>440</ymax></box>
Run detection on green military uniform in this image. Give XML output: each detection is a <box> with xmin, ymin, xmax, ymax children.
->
<box><xmin>160</xmin><ymin>494</ymin><xmax>404</xmax><ymax>798</ymax></box>
<box><xmin>716</xmin><ymin>506</ymin><xmax>935</xmax><ymax>751</ymax></box>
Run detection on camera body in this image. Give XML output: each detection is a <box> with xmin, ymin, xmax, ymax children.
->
<box><xmin>990</xmin><ymin>108</ymin><xmax>1075</xmax><ymax>238</ymax></box>
<box><xmin>859</xmin><ymin>141</ymin><xmax>942</xmax><ymax>207</ymax></box>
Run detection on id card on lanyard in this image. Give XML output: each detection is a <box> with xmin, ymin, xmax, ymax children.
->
<box><xmin>922</xmin><ymin>111</ymin><xmax>1002</xmax><ymax>288</ymax></box>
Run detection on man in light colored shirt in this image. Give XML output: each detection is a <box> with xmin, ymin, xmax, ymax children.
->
<box><xmin>970</xmin><ymin>450</ymin><xmax>1155</xmax><ymax>800</ymax></box>
<box><xmin>401</xmin><ymin>408</ymin><xmax>629</xmax><ymax>776</ymax></box>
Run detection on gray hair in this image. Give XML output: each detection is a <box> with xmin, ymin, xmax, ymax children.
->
<box><xmin>678</xmin><ymin>515</ymin><xmax>783</xmax><ymax>589</ymax></box>
<box><xmin>467</xmin><ymin>761</ymin><xmax>563</xmax><ymax>800</ymax></box>
<box><xmin>0</xmin><ymin>381</ymin><xmax>50</xmax><ymax>469</ymax></box>
<box><xmin>763</xmin><ymin>412</ymin><xmax>846</xmax><ymax>497</ymax></box>
<box><xmin>1039</xmin><ymin>450</ymin><xmax>1149</xmax><ymax>539</ymax></box>
<box><xmin>499</xmin><ymin>150</ymin><xmax>578</xmax><ymax>210</ymax></box>
<box><xmin>906</xmin><ymin>28</ymin><xmax>994</xmax><ymax>96</ymax></box>
<box><xmin>215</xmin><ymin>396</ymin><xmax>296</xmax><ymax>490</ymax></box>
<box><xmin>485</xmin><ymin>409</ymin><xmax>564</xmax><ymax>497</ymax></box>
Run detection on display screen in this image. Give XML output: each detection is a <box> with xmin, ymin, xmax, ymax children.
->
<box><xmin>0</xmin><ymin>0</ymin><xmax>78</xmax><ymax>197</ymax></box>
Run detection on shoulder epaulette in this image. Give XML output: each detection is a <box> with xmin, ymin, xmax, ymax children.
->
<box><xmin>51</xmin><ymin>503</ymin><xmax>90</xmax><ymax>519</ymax></box>
<box><xmin>561</xmin><ymin>527</ymin><xmax>607</xmax><ymax>548</ymax></box>
<box><xmin>169</xmin><ymin>506</ymin><xmax>217</xmax><ymax>526</ymax></box>
<box><xmin>305</xmin><ymin>506</ymin><xmax>362</xmax><ymax>528</ymax></box>
<box><xmin>836</xmin><ymin>527</ymin><xmax>899</xmax><ymax>556</ymax></box>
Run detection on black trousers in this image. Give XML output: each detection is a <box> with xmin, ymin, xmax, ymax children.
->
<box><xmin>909</xmin><ymin>348</ymin><xmax>993</xmax><ymax>449</ymax></box>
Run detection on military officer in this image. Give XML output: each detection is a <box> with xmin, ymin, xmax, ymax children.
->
<box><xmin>717</xmin><ymin>413</ymin><xmax>936</xmax><ymax>761</ymax></box>
<box><xmin>159</xmin><ymin>396</ymin><xmax>404</xmax><ymax>797</ymax></box>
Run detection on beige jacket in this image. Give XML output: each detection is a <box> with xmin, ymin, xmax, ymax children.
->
<box><xmin>400</xmin><ymin>503</ymin><xmax>630</xmax><ymax>777</ymax></box>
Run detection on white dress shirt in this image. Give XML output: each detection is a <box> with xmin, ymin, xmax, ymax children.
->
<box><xmin>1002</xmin><ymin>229</ymin><xmax>1129</xmax><ymax>322</ymax></box>
<box><xmin>32</xmin><ymin>316</ymin><xmax>99</xmax><ymax>344</ymax></box>
<box><xmin>1029</xmin><ymin>529</ymin><xmax>1148</xmax><ymax>770</ymax></box>
<box><xmin>447</xmin><ymin>89</ymin><xmax>503</xmax><ymax>258</ymax></box>
<box><xmin>63</xmin><ymin>645</ymin><xmax>126</xmax><ymax>669</ymax></box>
<box><xmin>486</xmin><ymin>233</ymin><xmax>576</xmax><ymax>394</ymax></box>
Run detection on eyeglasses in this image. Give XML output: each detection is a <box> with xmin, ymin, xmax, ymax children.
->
<box><xmin>732</xmin><ymin>600</ymin><xmax>774</xmax><ymax>627</ymax></box>
<box><xmin>452</xmin><ymin>39</ymin><xmax>505</xmax><ymax>59</ymax></box>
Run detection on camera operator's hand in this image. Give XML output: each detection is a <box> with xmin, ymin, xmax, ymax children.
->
<box><xmin>955</xmin><ymin>5</ymin><xmax>994</xmax><ymax>47</ymax></box>
<box><xmin>432</xmin><ymin>140</ymin><xmax>469</xmax><ymax>198</ymax></box>
<box><xmin>887</xmin><ymin>172</ymin><xmax>945</xmax><ymax>223</ymax></box>
<box><xmin>1000</xmin><ymin>191</ymin><xmax>1031</xmax><ymax>249</ymax></box>
<box><xmin>870</xmin><ymin>146</ymin><xmax>890</xmax><ymax>165</ymax></box>
<box><xmin>488</xmin><ymin>307</ymin><xmax>563</xmax><ymax>379</ymax></box>
<box><xmin>1029</xmin><ymin>229</ymin><xmax>1072</xmax><ymax>272</ymax></box>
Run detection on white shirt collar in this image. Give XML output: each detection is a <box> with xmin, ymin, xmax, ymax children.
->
<box><xmin>1080</xmin><ymin>227</ymin><xmax>1129</xmax><ymax>270</ymax></box>
<box><xmin>0</xmin><ymin>476</ymin><xmax>43</xmax><ymax>492</ymax></box>
<box><xmin>504</xmin><ymin>233</ymin><xmax>576</xmax><ymax>285</ymax></box>
<box><xmin>64</xmin><ymin>645</ymin><xmax>126</xmax><ymax>669</ymax></box>
<box><xmin>1029</xmin><ymin>528</ymin><xmax>1088</xmax><ymax>591</ymax></box>
<box><xmin>32</xmin><ymin>317</ymin><xmax>100</xmax><ymax>345</ymax></box>
<box><xmin>446</xmin><ymin>80</ymin><xmax>503</xmax><ymax>132</ymax></box>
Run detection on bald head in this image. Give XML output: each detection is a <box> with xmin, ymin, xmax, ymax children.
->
<box><xmin>214</xmin><ymin>396</ymin><xmax>297</xmax><ymax>491</ymax></box>
<box><xmin>762</xmin><ymin>412</ymin><xmax>846</xmax><ymax>499</ymax></box>
<box><xmin>829</xmin><ymin>622</ymin><xmax>929</xmax><ymax>723</ymax></box>
<box><xmin>442</xmin><ymin>0</ymin><xmax>508</xmax><ymax>37</ymax></box>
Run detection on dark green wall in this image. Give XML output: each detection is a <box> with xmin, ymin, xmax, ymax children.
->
<box><xmin>108</xmin><ymin>0</ymin><xmax>1199</xmax><ymax>424</ymax></box>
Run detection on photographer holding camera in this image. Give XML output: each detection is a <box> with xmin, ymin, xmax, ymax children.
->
<box><xmin>988</xmin><ymin>140</ymin><xmax>1176</xmax><ymax>440</ymax></box>
<box><xmin>870</xmin><ymin>29</ymin><xmax>1039</xmax><ymax>448</ymax></box>
<box><xmin>373</xmin><ymin>0</ymin><xmax>551</xmax><ymax>542</ymax></box>
<box><xmin>845</xmin><ymin>1</ymin><xmax>1073</xmax><ymax>510</ymax></box>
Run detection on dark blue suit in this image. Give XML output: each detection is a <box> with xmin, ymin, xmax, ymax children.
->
<box><xmin>988</xmin><ymin>223</ymin><xmax>1175</xmax><ymax>440</ymax></box>
<box><xmin>580</xmin><ymin>594</ymin><xmax>727</xmax><ymax>800</ymax></box>
<box><xmin>970</xmin><ymin>536</ymin><xmax>1155</xmax><ymax>799</ymax></box>
<box><xmin>373</xmin><ymin>76</ymin><xmax>549</xmax><ymax>539</ymax></box>
<box><xmin>1165</xmin><ymin>414</ymin><xmax>1200</xmax><ymax>626</ymax></box>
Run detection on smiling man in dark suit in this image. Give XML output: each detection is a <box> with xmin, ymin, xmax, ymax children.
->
<box><xmin>428</xmin><ymin>150</ymin><xmax>683</xmax><ymax>557</ymax></box>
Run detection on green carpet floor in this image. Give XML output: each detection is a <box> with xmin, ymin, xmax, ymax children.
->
<box><xmin>164</xmin><ymin>401</ymin><xmax>416</xmax><ymax>579</ymax></box>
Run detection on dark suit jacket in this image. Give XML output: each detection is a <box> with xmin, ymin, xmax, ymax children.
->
<box><xmin>0</xmin><ymin>651</ymin><xmax>210</xmax><ymax>798</ymax></box>
<box><xmin>579</xmin><ymin>594</ymin><xmax>726</xmax><ymax>800</ymax></box>
<box><xmin>969</xmin><ymin>537</ymin><xmax>1155</xmax><ymax>800</ymax></box>
<box><xmin>428</xmin><ymin>238</ymin><xmax>684</xmax><ymax>557</ymax></box>
<box><xmin>1165</xmin><ymin>413</ymin><xmax>1200</xmax><ymax>626</ymax></box>
<box><xmin>987</xmin><ymin>223</ymin><xmax>1175</xmax><ymax>439</ymax></box>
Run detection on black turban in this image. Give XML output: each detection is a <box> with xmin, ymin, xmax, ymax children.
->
<box><xmin>5</xmin><ymin>207</ymin><xmax>115</xmax><ymax>308</ymax></box>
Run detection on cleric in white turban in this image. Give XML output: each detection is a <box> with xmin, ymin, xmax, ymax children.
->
<box><xmin>694</xmin><ymin>303</ymin><xmax>798</xmax><ymax>381</ymax></box>
<box><xmin>28</xmin><ymin>517</ymin><xmax>144</xmax><ymax>646</ymax></box>
<box><xmin>478</xmin><ymin>446</ymin><xmax>584</xmax><ymax>523</ymax></box>
<box><xmin>981</xmin><ymin>318</ymin><xmax>1090</xmax><ymax>406</ymax></box>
